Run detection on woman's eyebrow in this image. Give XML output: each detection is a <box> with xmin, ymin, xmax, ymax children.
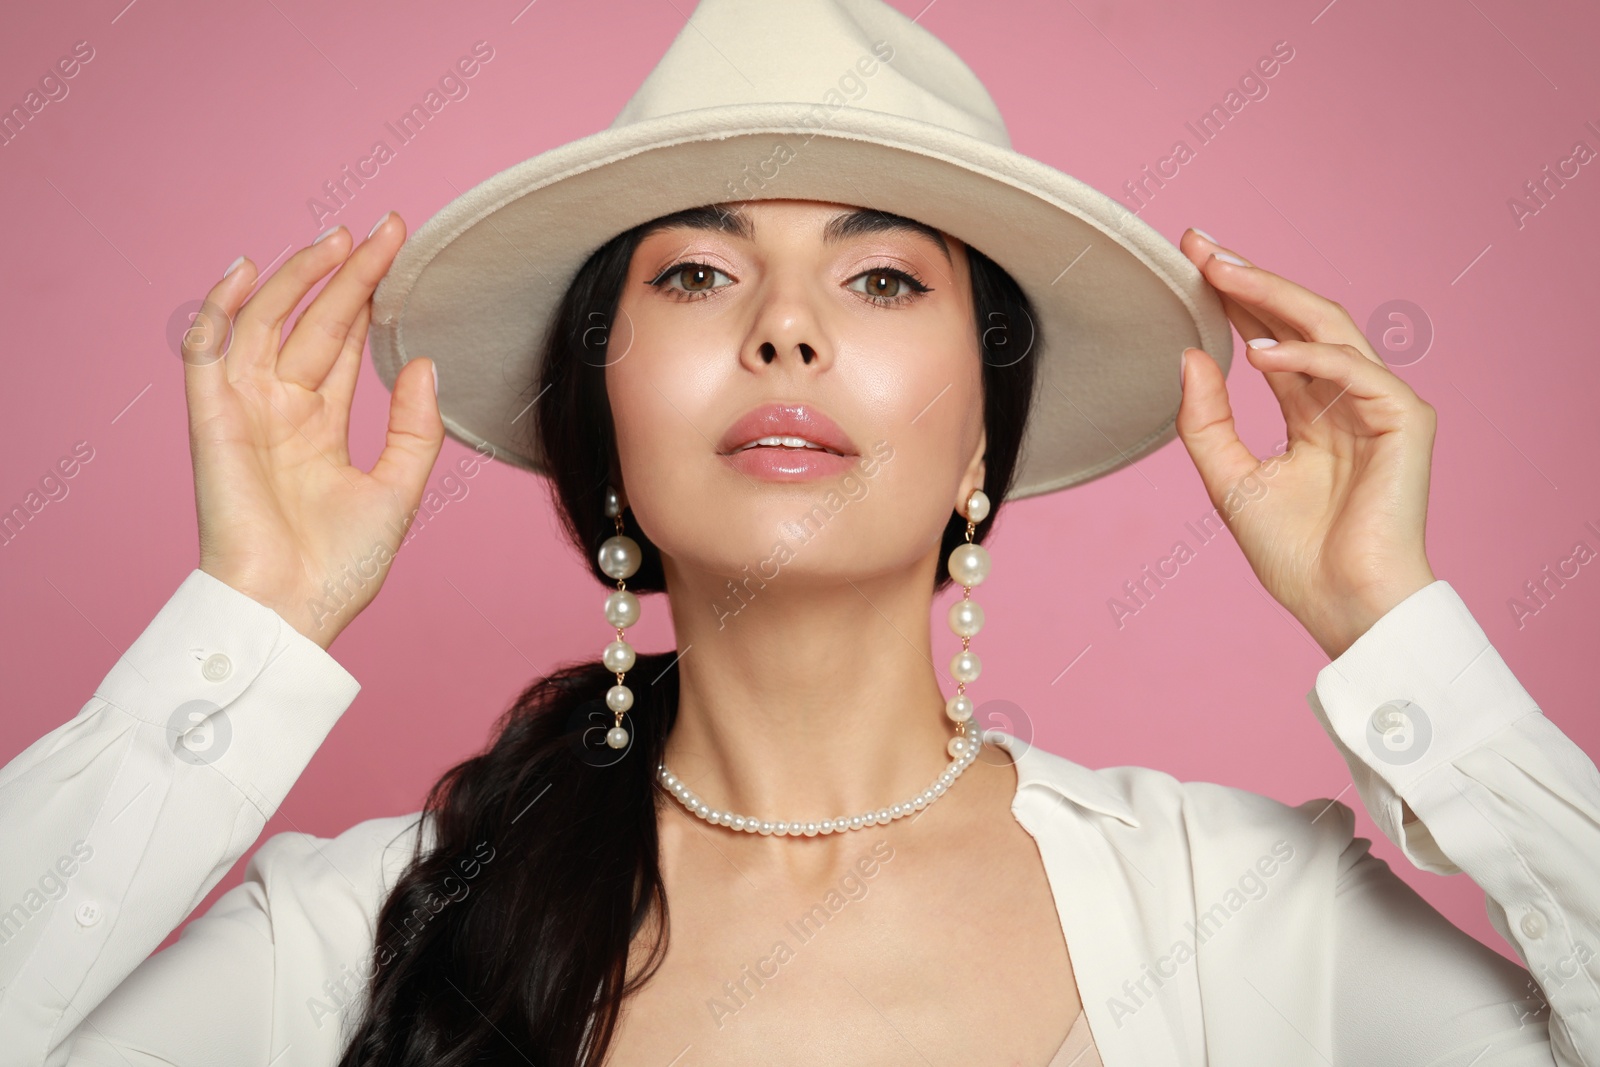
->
<box><xmin>636</xmin><ymin>205</ymin><xmax>951</xmax><ymax>266</ymax></box>
<box><xmin>822</xmin><ymin>209</ymin><xmax>952</xmax><ymax>267</ymax></box>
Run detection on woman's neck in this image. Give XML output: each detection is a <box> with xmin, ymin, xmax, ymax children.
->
<box><xmin>660</xmin><ymin>563</ymin><xmax>965</xmax><ymax>833</ymax></box>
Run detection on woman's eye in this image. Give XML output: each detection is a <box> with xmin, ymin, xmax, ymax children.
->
<box><xmin>848</xmin><ymin>267</ymin><xmax>930</xmax><ymax>304</ymax></box>
<box><xmin>651</xmin><ymin>262</ymin><xmax>732</xmax><ymax>297</ymax></box>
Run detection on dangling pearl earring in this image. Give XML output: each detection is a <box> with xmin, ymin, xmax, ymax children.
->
<box><xmin>597</xmin><ymin>485</ymin><xmax>642</xmax><ymax>750</ymax></box>
<box><xmin>945</xmin><ymin>488</ymin><xmax>991</xmax><ymax>758</ymax></box>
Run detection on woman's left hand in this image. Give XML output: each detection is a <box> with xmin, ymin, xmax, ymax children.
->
<box><xmin>1173</xmin><ymin>229</ymin><xmax>1438</xmax><ymax>661</ymax></box>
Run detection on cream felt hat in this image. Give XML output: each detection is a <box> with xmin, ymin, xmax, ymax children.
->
<box><xmin>368</xmin><ymin>0</ymin><xmax>1232</xmax><ymax>500</ymax></box>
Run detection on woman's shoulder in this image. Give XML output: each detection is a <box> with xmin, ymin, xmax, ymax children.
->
<box><xmin>241</xmin><ymin>810</ymin><xmax>435</xmax><ymax>944</ymax></box>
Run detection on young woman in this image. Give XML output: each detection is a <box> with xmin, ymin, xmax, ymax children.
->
<box><xmin>2</xmin><ymin>2</ymin><xmax>1596</xmax><ymax>1066</ymax></box>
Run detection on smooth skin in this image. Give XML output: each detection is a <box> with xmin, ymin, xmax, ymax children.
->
<box><xmin>186</xmin><ymin>203</ymin><xmax>1439</xmax><ymax>1063</ymax></box>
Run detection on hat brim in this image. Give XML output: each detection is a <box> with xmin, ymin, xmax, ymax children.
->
<box><xmin>369</xmin><ymin>101</ymin><xmax>1232</xmax><ymax>501</ymax></box>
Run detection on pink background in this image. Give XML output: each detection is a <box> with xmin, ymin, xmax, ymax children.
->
<box><xmin>2</xmin><ymin>0</ymin><xmax>1596</xmax><ymax>969</ymax></box>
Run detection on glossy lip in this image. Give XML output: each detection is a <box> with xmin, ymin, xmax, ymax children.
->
<box><xmin>717</xmin><ymin>402</ymin><xmax>858</xmax><ymax>457</ymax></box>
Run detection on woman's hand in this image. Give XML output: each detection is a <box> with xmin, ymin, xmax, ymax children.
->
<box><xmin>185</xmin><ymin>214</ymin><xmax>445</xmax><ymax>651</ymax></box>
<box><xmin>1173</xmin><ymin>229</ymin><xmax>1437</xmax><ymax>661</ymax></box>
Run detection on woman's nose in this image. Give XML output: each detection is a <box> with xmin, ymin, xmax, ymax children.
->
<box><xmin>742</xmin><ymin>276</ymin><xmax>833</xmax><ymax>373</ymax></box>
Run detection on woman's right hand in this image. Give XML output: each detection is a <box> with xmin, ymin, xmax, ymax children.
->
<box><xmin>184</xmin><ymin>213</ymin><xmax>445</xmax><ymax>651</ymax></box>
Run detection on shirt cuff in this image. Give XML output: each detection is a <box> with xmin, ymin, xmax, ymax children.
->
<box><xmin>1304</xmin><ymin>579</ymin><xmax>1541</xmax><ymax>873</ymax></box>
<box><xmin>1309</xmin><ymin>579</ymin><xmax>1540</xmax><ymax>795</ymax></box>
<box><xmin>90</xmin><ymin>567</ymin><xmax>361</xmax><ymax>814</ymax></box>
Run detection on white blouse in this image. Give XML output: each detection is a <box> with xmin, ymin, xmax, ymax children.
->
<box><xmin>0</xmin><ymin>569</ymin><xmax>1594</xmax><ymax>1065</ymax></box>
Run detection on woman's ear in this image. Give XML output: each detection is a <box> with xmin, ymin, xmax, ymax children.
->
<box><xmin>959</xmin><ymin>428</ymin><xmax>987</xmax><ymax>517</ymax></box>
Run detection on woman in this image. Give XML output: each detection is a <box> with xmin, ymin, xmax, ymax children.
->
<box><xmin>2</xmin><ymin>1</ymin><xmax>1596</xmax><ymax>1065</ymax></box>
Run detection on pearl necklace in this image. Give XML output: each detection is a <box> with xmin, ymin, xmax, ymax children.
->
<box><xmin>658</xmin><ymin>717</ymin><xmax>983</xmax><ymax>835</ymax></box>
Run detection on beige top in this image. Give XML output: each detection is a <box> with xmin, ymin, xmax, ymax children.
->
<box><xmin>1047</xmin><ymin>1011</ymin><xmax>1102</xmax><ymax>1066</ymax></box>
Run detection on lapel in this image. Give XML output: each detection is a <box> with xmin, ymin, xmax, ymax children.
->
<box><xmin>990</xmin><ymin>730</ymin><xmax>1206</xmax><ymax>1066</ymax></box>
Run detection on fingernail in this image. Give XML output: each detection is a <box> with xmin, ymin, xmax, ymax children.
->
<box><xmin>1192</xmin><ymin>228</ymin><xmax>1219</xmax><ymax>244</ymax></box>
<box><xmin>314</xmin><ymin>224</ymin><xmax>342</xmax><ymax>244</ymax></box>
<box><xmin>1179</xmin><ymin>348</ymin><xmax>1187</xmax><ymax>390</ymax></box>
<box><xmin>1212</xmin><ymin>251</ymin><xmax>1249</xmax><ymax>267</ymax></box>
<box><xmin>1246</xmin><ymin>336</ymin><xmax>1279</xmax><ymax>349</ymax></box>
<box><xmin>431</xmin><ymin>362</ymin><xmax>439</xmax><ymax>395</ymax></box>
<box><xmin>223</xmin><ymin>255</ymin><xmax>246</xmax><ymax>279</ymax></box>
<box><xmin>367</xmin><ymin>211</ymin><xmax>392</xmax><ymax>240</ymax></box>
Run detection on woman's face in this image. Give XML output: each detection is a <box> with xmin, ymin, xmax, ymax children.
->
<box><xmin>607</xmin><ymin>198</ymin><xmax>986</xmax><ymax>596</ymax></box>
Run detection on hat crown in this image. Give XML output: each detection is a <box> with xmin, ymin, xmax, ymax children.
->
<box><xmin>608</xmin><ymin>0</ymin><xmax>1012</xmax><ymax>149</ymax></box>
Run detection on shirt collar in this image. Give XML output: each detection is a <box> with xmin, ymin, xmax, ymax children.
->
<box><xmin>988</xmin><ymin>729</ymin><xmax>1142</xmax><ymax>829</ymax></box>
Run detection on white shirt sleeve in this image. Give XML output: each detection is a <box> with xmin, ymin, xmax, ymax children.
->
<box><xmin>1305</xmin><ymin>579</ymin><xmax>1600</xmax><ymax>1066</ymax></box>
<box><xmin>0</xmin><ymin>568</ymin><xmax>362</xmax><ymax>1066</ymax></box>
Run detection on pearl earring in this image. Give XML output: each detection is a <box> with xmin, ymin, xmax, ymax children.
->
<box><xmin>598</xmin><ymin>485</ymin><xmax>642</xmax><ymax>750</ymax></box>
<box><xmin>945</xmin><ymin>488</ymin><xmax>991</xmax><ymax>758</ymax></box>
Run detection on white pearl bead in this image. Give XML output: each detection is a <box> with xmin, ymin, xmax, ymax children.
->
<box><xmin>597</xmin><ymin>535</ymin><xmax>641</xmax><ymax>580</ymax></box>
<box><xmin>912</xmin><ymin>794</ymin><xmax>928</xmax><ymax>809</ymax></box>
<box><xmin>605</xmin><ymin>589</ymin><xmax>640</xmax><ymax>629</ymax></box>
<box><xmin>604</xmin><ymin>487</ymin><xmax>622</xmax><ymax>518</ymax></box>
<box><xmin>948</xmin><ymin>598</ymin><xmax>984</xmax><ymax>637</ymax></box>
<box><xmin>965</xmin><ymin>488</ymin><xmax>991</xmax><ymax>523</ymax></box>
<box><xmin>774</xmin><ymin>821</ymin><xmax>788</xmax><ymax>835</ymax></box>
<box><xmin>731</xmin><ymin>815</ymin><xmax>746</xmax><ymax>830</ymax></box>
<box><xmin>605</xmin><ymin>726</ymin><xmax>629</xmax><ymax>749</ymax></box>
<box><xmin>948</xmin><ymin>736</ymin><xmax>971</xmax><ymax>759</ymax></box>
<box><xmin>694</xmin><ymin>801</ymin><xmax>709</xmax><ymax>817</ymax></box>
<box><xmin>877</xmin><ymin>808</ymin><xmax>891</xmax><ymax>824</ymax></box>
<box><xmin>945</xmin><ymin>693</ymin><xmax>974</xmax><ymax>723</ymax></box>
<box><xmin>606</xmin><ymin>685</ymin><xmax>633</xmax><ymax>712</ymax></box>
<box><xmin>933</xmin><ymin>781</ymin><xmax>946</xmax><ymax>795</ymax></box>
<box><xmin>802</xmin><ymin>823</ymin><xmax>817</xmax><ymax>837</ymax></box>
<box><xmin>820</xmin><ymin>819</ymin><xmax>835</xmax><ymax>834</ymax></box>
<box><xmin>946</xmin><ymin>543</ymin><xmax>991</xmax><ymax>587</ymax></box>
<box><xmin>759</xmin><ymin>822</ymin><xmax>773</xmax><ymax>835</ymax></box>
<box><xmin>603</xmin><ymin>639</ymin><xmax>636</xmax><ymax>673</ymax></box>
<box><xmin>950</xmin><ymin>649</ymin><xmax>981</xmax><ymax>683</ymax></box>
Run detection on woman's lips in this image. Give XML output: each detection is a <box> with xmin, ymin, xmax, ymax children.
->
<box><xmin>717</xmin><ymin>402</ymin><xmax>860</xmax><ymax>481</ymax></box>
<box><xmin>718</xmin><ymin>402</ymin><xmax>858</xmax><ymax>458</ymax></box>
<box><xmin>722</xmin><ymin>445</ymin><xmax>859</xmax><ymax>481</ymax></box>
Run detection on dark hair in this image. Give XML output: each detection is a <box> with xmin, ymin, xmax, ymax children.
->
<box><xmin>336</xmin><ymin>204</ymin><xmax>1041</xmax><ymax>1066</ymax></box>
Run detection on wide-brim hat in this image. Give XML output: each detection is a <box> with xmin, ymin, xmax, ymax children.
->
<box><xmin>369</xmin><ymin>0</ymin><xmax>1232</xmax><ymax>500</ymax></box>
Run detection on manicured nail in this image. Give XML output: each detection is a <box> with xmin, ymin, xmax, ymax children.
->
<box><xmin>431</xmin><ymin>362</ymin><xmax>439</xmax><ymax>395</ymax></box>
<box><xmin>1212</xmin><ymin>251</ymin><xmax>1249</xmax><ymax>267</ymax></box>
<box><xmin>314</xmin><ymin>224</ymin><xmax>342</xmax><ymax>244</ymax></box>
<box><xmin>367</xmin><ymin>211</ymin><xmax>392</xmax><ymax>240</ymax></box>
<box><xmin>223</xmin><ymin>255</ymin><xmax>246</xmax><ymax>279</ymax></box>
<box><xmin>1192</xmin><ymin>228</ymin><xmax>1219</xmax><ymax>244</ymax></box>
<box><xmin>1246</xmin><ymin>336</ymin><xmax>1279</xmax><ymax>349</ymax></box>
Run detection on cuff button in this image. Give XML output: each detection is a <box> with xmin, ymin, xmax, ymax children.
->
<box><xmin>74</xmin><ymin>901</ymin><xmax>102</xmax><ymax>927</ymax></box>
<box><xmin>1365</xmin><ymin>700</ymin><xmax>1433</xmax><ymax>766</ymax></box>
<box><xmin>1520</xmin><ymin>910</ymin><xmax>1548</xmax><ymax>939</ymax></box>
<box><xmin>201</xmin><ymin>652</ymin><xmax>232</xmax><ymax>682</ymax></box>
